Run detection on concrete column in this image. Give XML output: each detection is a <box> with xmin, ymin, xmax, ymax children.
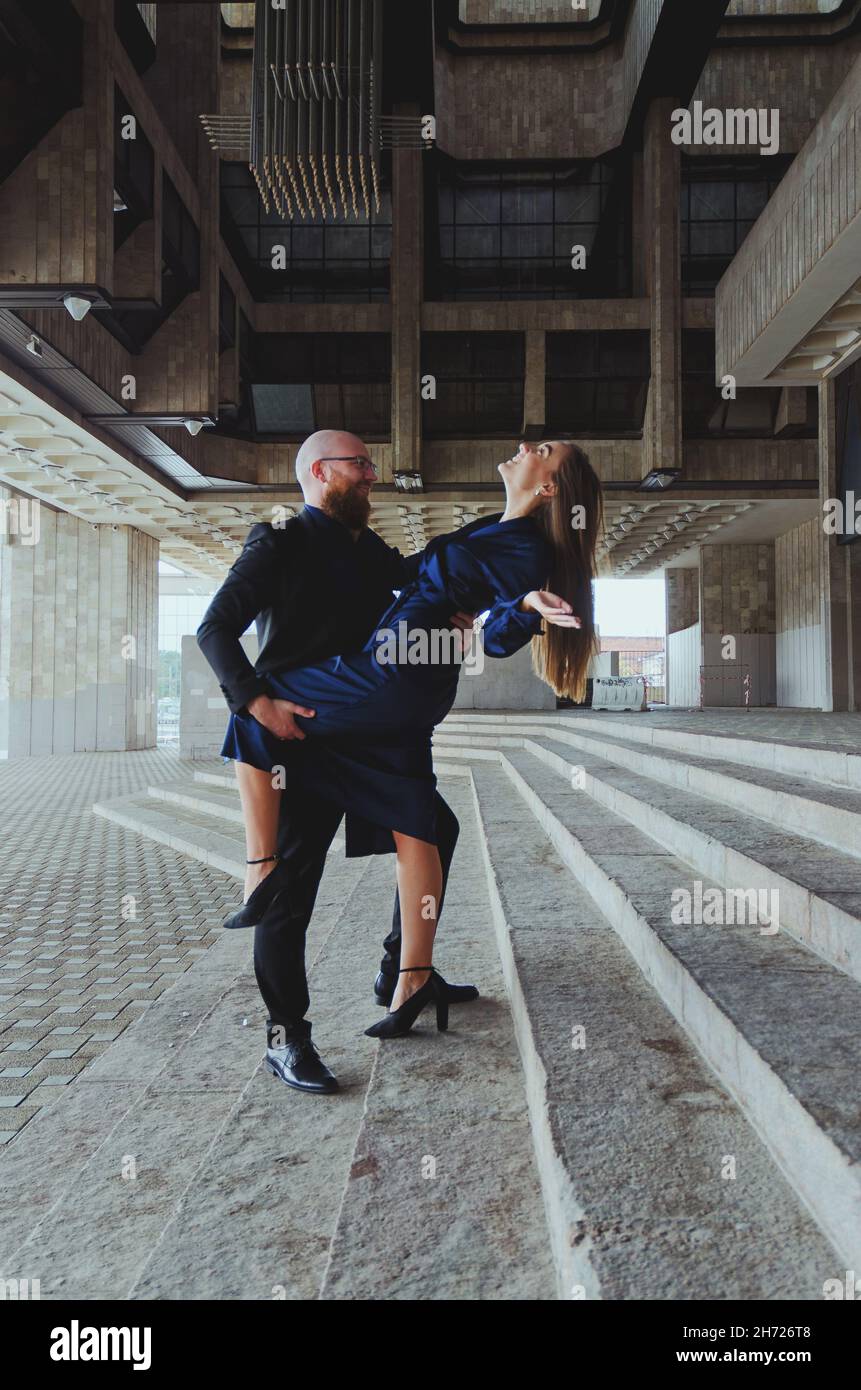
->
<box><xmin>524</xmin><ymin>330</ymin><xmax>546</xmax><ymax>434</ymax></box>
<box><xmin>642</xmin><ymin>98</ymin><xmax>682</xmax><ymax>482</ymax></box>
<box><xmin>390</xmin><ymin>106</ymin><xmax>423</xmax><ymax>476</ymax></box>
<box><xmin>818</xmin><ymin>379</ymin><xmax>852</xmax><ymax>711</ymax></box>
<box><xmin>666</xmin><ymin>567</ymin><xmax>699</xmax><ymax>635</ymax></box>
<box><xmin>0</xmin><ymin>499</ymin><xmax>158</xmax><ymax>757</ymax></box>
<box><xmin>775</xmin><ymin>387</ymin><xmax>809</xmax><ymax>438</ymax></box>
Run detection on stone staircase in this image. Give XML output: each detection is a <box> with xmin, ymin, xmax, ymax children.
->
<box><xmin>432</xmin><ymin>710</ymin><xmax>861</xmax><ymax>1289</ymax></box>
<box><xmin>1</xmin><ymin>714</ymin><xmax>857</xmax><ymax>1299</ymax></box>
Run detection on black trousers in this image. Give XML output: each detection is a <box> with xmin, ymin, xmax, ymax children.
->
<box><xmin>254</xmin><ymin>787</ymin><xmax>460</xmax><ymax>1042</ymax></box>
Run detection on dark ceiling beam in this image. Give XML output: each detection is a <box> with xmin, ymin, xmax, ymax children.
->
<box><xmin>622</xmin><ymin>0</ymin><xmax>733</xmax><ymax>151</ymax></box>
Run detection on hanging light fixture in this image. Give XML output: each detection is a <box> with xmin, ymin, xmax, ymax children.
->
<box><xmin>250</xmin><ymin>0</ymin><xmax>382</xmax><ymax>221</ymax></box>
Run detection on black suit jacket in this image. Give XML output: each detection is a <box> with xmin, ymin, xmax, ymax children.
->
<box><xmin>197</xmin><ymin>507</ymin><xmax>418</xmax><ymax>716</ymax></box>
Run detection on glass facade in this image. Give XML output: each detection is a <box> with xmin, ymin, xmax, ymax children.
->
<box><xmin>680</xmin><ymin>156</ymin><xmax>793</xmax><ymax>296</ymax></box>
<box><xmin>546</xmin><ymin>331</ymin><xmax>650</xmax><ymax>436</ymax></box>
<box><xmin>220</xmin><ymin>161</ymin><xmax>392</xmax><ymax>303</ymax></box>
<box><xmin>682</xmin><ymin>330</ymin><xmax>817</xmax><ymax>438</ymax></box>
<box><xmin>422</xmin><ymin>332</ymin><xmax>525</xmax><ymax>437</ymax></box>
<box><xmin>427</xmin><ymin>156</ymin><xmax>632</xmax><ymax>301</ymax></box>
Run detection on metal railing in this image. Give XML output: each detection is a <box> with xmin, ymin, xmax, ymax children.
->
<box><xmin>614</xmin><ymin>650</ymin><xmax>666</xmax><ymax>706</ymax></box>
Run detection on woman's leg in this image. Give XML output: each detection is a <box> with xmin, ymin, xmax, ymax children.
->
<box><xmin>389</xmin><ymin>832</ymin><xmax>443</xmax><ymax>1012</ymax></box>
<box><xmin>234</xmin><ymin>761</ymin><xmax>281</xmax><ymax>902</ymax></box>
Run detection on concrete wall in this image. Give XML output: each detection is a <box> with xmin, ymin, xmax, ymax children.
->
<box><xmin>775</xmin><ymin>517</ymin><xmax>828</xmax><ymax>708</ymax></box>
<box><xmin>667</xmin><ymin>622</ymin><xmax>702</xmax><ymax>707</ymax></box>
<box><xmin>459</xmin><ymin>0</ymin><xmax>601</xmax><ymax>20</ymax></box>
<box><xmin>702</xmin><ymin>631</ymin><xmax>776</xmax><ymax>706</ymax></box>
<box><xmin>699</xmin><ymin>543</ymin><xmax>777</xmax><ymax>706</ymax></box>
<box><xmin>0</xmin><ymin>505</ymin><xmax>158</xmax><ymax>757</ymax></box>
<box><xmin>181</xmin><ymin>632</ymin><xmax>257</xmax><ymax>760</ymax></box>
<box><xmin>433</xmin><ymin>0</ymin><xmax>662</xmax><ymax>160</ymax></box>
<box><xmin>452</xmin><ymin>639</ymin><xmax>556</xmax><ymax>710</ymax></box>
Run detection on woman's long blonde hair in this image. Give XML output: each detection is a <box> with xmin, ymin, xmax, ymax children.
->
<box><xmin>531</xmin><ymin>444</ymin><xmax>603</xmax><ymax>703</ymax></box>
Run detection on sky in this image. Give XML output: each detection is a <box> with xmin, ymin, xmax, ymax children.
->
<box><xmin>594</xmin><ymin>576</ymin><xmax>666</xmax><ymax>639</ymax></box>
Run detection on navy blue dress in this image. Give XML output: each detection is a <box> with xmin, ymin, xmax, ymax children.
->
<box><xmin>220</xmin><ymin>514</ymin><xmax>549</xmax><ymax>850</ymax></box>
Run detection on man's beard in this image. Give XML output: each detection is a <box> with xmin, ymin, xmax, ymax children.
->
<box><xmin>321</xmin><ymin>476</ymin><xmax>371</xmax><ymax>530</ymax></box>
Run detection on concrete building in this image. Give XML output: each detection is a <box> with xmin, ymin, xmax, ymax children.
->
<box><xmin>0</xmin><ymin>0</ymin><xmax>860</xmax><ymax>1304</ymax></box>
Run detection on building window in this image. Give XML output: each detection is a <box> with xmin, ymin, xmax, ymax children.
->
<box><xmin>682</xmin><ymin>330</ymin><xmax>816</xmax><ymax>438</ymax></box>
<box><xmin>220</xmin><ymin>162</ymin><xmax>392</xmax><ymax>303</ymax></box>
<box><xmin>421</xmin><ymin>333</ymin><xmax>525</xmax><ymax>437</ymax></box>
<box><xmin>546</xmin><ymin>332</ymin><xmax>649</xmax><ymax>436</ymax></box>
<box><xmin>427</xmin><ymin>156</ymin><xmax>631</xmax><ymax>301</ymax></box>
<box><xmin>238</xmin><ymin>333</ymin><xmax>391</xmax><ymax>440</ymax></box>
<box><xmin>681</xmin><ymin>157</ymin><xmax>792</xmax><ymax>295</ymax></box>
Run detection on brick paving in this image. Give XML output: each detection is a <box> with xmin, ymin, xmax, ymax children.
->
<box><xmin>0</xmin><ymin>748</ymin><xmax>239</xmax><ymax>1144</ymax></box>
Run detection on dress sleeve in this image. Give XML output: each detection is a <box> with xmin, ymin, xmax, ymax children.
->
<box><xmin>429</xmin><ymin>530</ymin><xmax>548</xmax><ymax>656</ymax></box>
<box><xmin>479</xmin><ymin>595</ymin><xmax>543</xmax><ymax>658</ymax></box>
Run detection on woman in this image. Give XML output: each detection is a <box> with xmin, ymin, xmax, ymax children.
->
<box><xmin>221</xmin><ymin>440</ymin><xmax>603</xmax><ymax>1039</ymax></box>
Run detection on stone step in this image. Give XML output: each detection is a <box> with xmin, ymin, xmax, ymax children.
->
<box><xmin>438</xmin><ymin>718</ymin><xmax>861</xmax><ymax>861</ymax></box>
<box><xmin>148</xmin><ymin>780</ymin><xmax>245</xmax><ymax>825</ymax></box>
<box><xmin>93</xmin><ymin>790</ymin><xmax>344</xmax><ymax>874</ymax></box>
<box><xmin>6</xmin><ymin>779</ymin><xmax>556</xmax><ymax>1299</ymax></box>
<box><xmin>483</xmin><ymin>744</ymin><xmax>861</xmax><ymax>1271</ymax></box>
<box><xmin>444</xmin><ymin>710</ymin><xmax>861</xmax><ymax>792</ymax></box>
<box><xmin>436</xmin><ymin>733</ymin><xmax>861</xmax><ymax>985</ymax></box>
<box><xmin>318</xmin><ymin>780</ymin><xmax>556</xmax><ymax>1300</ymax></box>
<box><xmin>464</xmin><ymin>761</ymin><xmax>836</xmax><ymax>1298</ymax></box>
<box><xmin>193</xmin><ymin>768</ymin><xmax>237</xmax><ymax>791</ymax></box>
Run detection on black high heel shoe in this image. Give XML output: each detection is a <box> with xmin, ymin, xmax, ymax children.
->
<box><xmin>223</xmin><ymin>855</ymin><xmax>284</xmax><ymax>930</ymax></box>
<box><xmin>364</xmin><ymin>966</ymin><xmax>449</xmax><ymax>1039</ymax></box>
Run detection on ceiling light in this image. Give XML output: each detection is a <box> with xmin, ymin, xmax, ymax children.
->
<box><xmin>184</xmin><ymin>419</ymin><xmax>206</xmax><ymax>437</ymax></box>
<box><xmin>25</xmin><ymin>335</ymin><xmax>42</xmax><ymax>357</ymax></box>
<box><xmin>63</xmin><ymin>294</ymin><xmax>95</xmax><ymax>322</ymax></box>
<box><xmin>394</xmin><ymin>471</ymin><xmax>423</xmax><ymax>493</ymax></box>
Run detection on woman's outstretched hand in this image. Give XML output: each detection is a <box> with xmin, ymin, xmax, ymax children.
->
<box><xmin>521</xmin><ymin>590</ymin><xmax>582</xmax><ymax>628</ymax></box>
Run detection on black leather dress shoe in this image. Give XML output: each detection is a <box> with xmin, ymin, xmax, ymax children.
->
<box><xmin>373</xmin><ymin>969</ymin><xmax>479</xmax><ymax>1008</ymax></box>
<box><xmin>264</xmin><ymin>1039</ymin><xmax>339</xmax><ymax>1094</ymax></box>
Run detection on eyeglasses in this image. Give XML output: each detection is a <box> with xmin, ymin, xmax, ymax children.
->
<box><xmin>318</xmin><ymin>455</ymin><xmax>378</xmax><ymax>473</ymax></box>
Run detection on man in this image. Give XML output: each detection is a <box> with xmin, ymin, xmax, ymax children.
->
<box><xmin>197</xmin><ymin>430</ymin><xmax>479</xmax><ymax>1095</ymax></box>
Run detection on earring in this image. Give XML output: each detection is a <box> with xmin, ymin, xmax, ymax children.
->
<box><xmin>535</xmin><ymin>489</ymin><xmax>542</xmax><ymax>496</ymax></box>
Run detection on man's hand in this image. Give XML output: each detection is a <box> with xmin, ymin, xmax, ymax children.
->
<box><xmin>521</xmin><ymin>590</ymin><xmax>583</xmax><ymax>628</ymax></box>
<box><xmin>246</xmin><ymin>694</ymin><xmax>316</xmax><ymax>740</ymax></box>
<box><xmin>450</xmin><ymin>611</ymin><xmax>476</xmax><ymax>633</ymax></box>
<box><xmin>450</xmin><ymin>610</ymin><xmax>477</xmax><ymax>657</ymax></box>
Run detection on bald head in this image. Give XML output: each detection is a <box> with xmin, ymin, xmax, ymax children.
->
<box><xmin>295</xmin><ymin>429</ymin><xmax>368</xmax><ymax>499</ymax></box>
